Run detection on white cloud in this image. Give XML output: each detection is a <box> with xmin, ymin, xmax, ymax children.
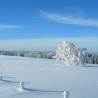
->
<box><xmin>41</xmin><ymin>11</ymin><xmax>98</xmax><ymax>27</ymax></box>
<box><xmin>0</xmin><ymin>24</ymin><xmax>23</xmax><ymax>29</ymax></box>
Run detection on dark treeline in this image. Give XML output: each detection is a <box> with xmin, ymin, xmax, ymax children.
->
<box><xmin>87</xmin><ymin>53</ymin><xmax>98</xmax><ymax>64</ymax></box>
<box><xmin>0</xmin><ymin>51</ymin><xmax>98</xmax><ymax>64</ymax></box>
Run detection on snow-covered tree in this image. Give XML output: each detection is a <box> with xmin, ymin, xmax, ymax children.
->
<box><xmin>55</xmin><ymin>41</ymin><xmax>86</xmax><ymax>66</ymax></box>
<box><xmin>82</xmin><ymin>48</ymin><xmax>91</xmax><ymax>63</ymax></box>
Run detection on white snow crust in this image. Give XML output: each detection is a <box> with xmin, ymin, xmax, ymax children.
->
<box><xmin>0</xmin><ymin>55</ymin><xmax>98</xmax><ymax>98</ymax></box>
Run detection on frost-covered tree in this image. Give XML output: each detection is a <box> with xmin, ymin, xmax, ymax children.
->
<box><xmin>55</xmin><ymin>41</ymin><xmax>86</xmax><ymax>66</ymax></box>
<box><xmin>82</xmin><ymin>48</ymin><xmax>91</xmax><ymax>63</ymax></box>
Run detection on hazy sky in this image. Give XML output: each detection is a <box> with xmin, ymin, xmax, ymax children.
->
<box><xmin>0</xmin><ymin>0</ymin><xmax>98</xmax><ymax>51</ymax></box>
<box><xmin>0</xmin><ymin>38</ymin><xmax>98</xmax><ymax>52</ymax></box>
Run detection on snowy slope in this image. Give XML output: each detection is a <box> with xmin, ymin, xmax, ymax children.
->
<box><xmin>0</xmin><ymin>55</ymin><xmax>98</xmax><ymax>98</ymax></box>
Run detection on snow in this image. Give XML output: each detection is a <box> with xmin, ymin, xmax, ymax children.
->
<box><xmin>0</xmin><ymin>55</ymin><xmax>98</xmax><ymax>98</ymax></box>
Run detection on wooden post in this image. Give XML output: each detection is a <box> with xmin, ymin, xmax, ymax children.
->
<box><xmin>16</xmin><ymin>82</ymin><xmax>24</xmax><ymax>92</ymax></box>
<box><xmin>63</xmin><ymin>91</ymin><xmax>69</xmax><ymax>98</ymax></box>
<box><xmin>19</xmin><ymin>82</ymin><xmax>24</xmax><ymax>89</ymax></box>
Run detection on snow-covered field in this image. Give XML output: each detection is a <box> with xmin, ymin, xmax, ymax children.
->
<box><xmin>0</xmin><ymin>55</ymin><xmax>98</xmax><ymax>98</ymax></box>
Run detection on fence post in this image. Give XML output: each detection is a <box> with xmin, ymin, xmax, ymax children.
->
<box><xmin>63</xmin><ymin>91</ymin><xmax>69</xmax><ymax>98</ymax></box>
<box><xmin>16</xmin><ymin>82</ymin><xmax>24</xmax><ymax>92</ymax></box>
<box><xmin>19</xmin><ymin>82</ymin><xmax>24</xmax><ymax>89</ymax></box>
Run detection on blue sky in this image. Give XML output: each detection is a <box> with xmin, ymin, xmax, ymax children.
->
<box><xmin>0</xmin><ymin>0</ymin><xmax>98</xmax><ymax>51</ymax></box>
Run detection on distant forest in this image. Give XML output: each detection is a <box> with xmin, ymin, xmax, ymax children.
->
<box><xmin>0</xmin><ymin>51</ymin><xmax>98</xmax><ymax>64</ymax></box>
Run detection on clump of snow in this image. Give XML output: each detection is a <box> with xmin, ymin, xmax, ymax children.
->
<box><xmin>16</xmin><ymin>82</ymin><xmax>24</xmax><ymax>92</ymax></box>
<box><xmin>56</xmin><ymin>41</ymin><xmax>86</xmax><ymax>66</ymax></box>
